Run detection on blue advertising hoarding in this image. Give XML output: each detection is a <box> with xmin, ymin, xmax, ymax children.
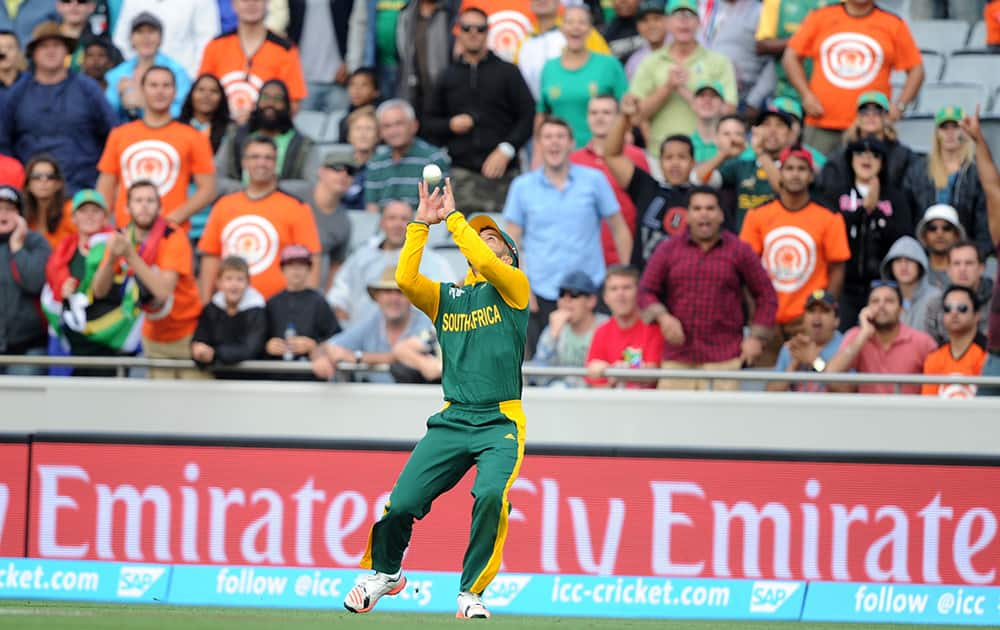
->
<box><xmin>803</xmin><ymin>581</ymin><xmax>1000</xmax><ymax>626</ymax></box>
<box><xmin>0</xmin><ymin>558</ymin><xmax>168</xmax><ymax>604</ymax></box>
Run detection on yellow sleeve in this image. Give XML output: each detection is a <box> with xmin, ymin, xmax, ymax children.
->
<box><xmin>395</xmin><ymin>222</ymin><xmax>441</xmax><ymax>321</ymax></box>
<box><xmin>585</xmin><ymin>28</ymin><xmax>610</xmax><ymax>55</ymax></box>
<box><xmin>755</xmin><ymin>0</ymin><xmax>780</xmax><ymax>41</ymax></box>
<box><xmin>445</xmin><ymin>211</ymin><xmax>530</xmax><ymax>310</ymax></box>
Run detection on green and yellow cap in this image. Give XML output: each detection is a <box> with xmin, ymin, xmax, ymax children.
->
<box><xmin>693</xmin><ymin>80</ymin><xmax>724</xmax><ymax>97</ymax></box>
<box><xmin>666</xmin><ymin>0</ymin><xmax>698</xmax><ymax>15</ymax></box>
<box><xmin>771</xmin><ymin>96</ymin><xmax>804</xmax><ymax>121</ymax></box>
<box><xmin>71</xmin><ymin>189</ymin><xmax>108</xmax><ymax>212</ymax></box>
<box><xmin>857</xmin><ymin>90</ymin><xmax>890</xmax><ymax>111</ymax></box>
<box><xmin>468</xmin><ymin>214</ymin><xmax>519</xmax><ymax>268</ymax></box>
<box><xmin>935</xmin><ymin>105</ymin><xmax>964</xmax><ymax>127</ymax></box>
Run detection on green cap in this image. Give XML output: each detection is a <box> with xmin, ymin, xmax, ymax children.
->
<box><xmin>71</xmin><ymin>189</ymin><xmax>108</xmax><ymax>212</ymax></box>
<box><xmin>693</xmin><ymin>80</ymin><xmax>724</xmax><ymax>98</ymax></box>
<box><xmin>468</xmin><ymin>214</ymin><xmax>519</xmax><ymax>268</ymax></box>
<box><xmin>857</xmin><ymin>90</ymin><xmax>890</xmax><ymax>111</ymax></box>
<box><xmin>771</xmin><ymin>96</ymin><xmax>804</xmax><ymax>121</ymax></box>
<box><xmin>935</xmin><ymin>105</ymin><xmax>964</xmax><ymax>127</ymax></box>
<box><xmin>666</xmin><ymin>0</ymin><xmax>698</xmax><ymax>15</ymax></box>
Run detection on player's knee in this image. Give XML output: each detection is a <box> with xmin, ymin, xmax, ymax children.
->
<box><xmin>474</xmin><ymin>486</ymin><xmax>506</xmax><ymax>512</ymax></box>
<box><xmin>384</xmin><ymin>495</ymin><xmax>424</xmax><ymax>519</ymax></box>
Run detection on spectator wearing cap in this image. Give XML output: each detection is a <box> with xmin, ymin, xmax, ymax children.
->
<box><xmin>754</xmin><ymin>0</ymin><xmax>830</xmax><ymax>103</ymax></box>
<box><xmin>701</xmin><ymin>0</ymin><xmax>772</xmax><ymax>114</ymax></box>
<box><xmin>103</xmin><ymin>12</ymin><xmax>190</xmax><ymax>123</ymax></box>
<box><xmin>922</xmin><ymin>285</ymin><xmax>989</xmax><ymax>398</ymax></box>
<box><xmin>0</xmin><ymin>21</ymin><xmax>116</xmax><ymax>195</ymax></box>
<box><xmin>823</xmin><ymin>135</ymin><xmax>916</xmax><ymax>330</ymax></box>
<box><xmin>816</xmin><ymin>91</ymin><xmax>926</xmax><ymax>219</ymax></box>
<box><xmin>880</xmin><ymin>235</ymin><xmax>941</xmax><ymax>336</ymax></box>
<box><xmin>328</xmin><ymin>199</ymin><xmax>454</xmax><ymax>325</ymax></box>
<box><xmin>312</xmin><ymin>264</ymin><xmax>435</xmax><ymax>384</ymax></box>
<box><xmin>571</xmin><ymin>93</ymin><xmax>651</xmax><ymax>266</ymax></box>
<box><xmin>629</xmin><ymin>0</ymin><xmax>737</xmax><ymax>153</ymax></box>
<box><xmin>0</xmin><ymin>1</ymin><xmax>57</xmax><ymax>47</ymax></box>
<box><xmin>0</xmin><ymin>29</ymin><xmax>24</xmax><ymax>93</ymax></box>
<box><xmin>767</xmin><ymin>289</ymin><xmax>844</xmax><ymax>393</ymax></box>
<box><xmin>624</xmin><ymin>0</ymin><xmax>668</xmax><ymax>80</ymax></box>
<box><xmin>264</xmin><ymin>244</ymin><xmax>341</xmax><ymax>367</ymax></box>
<box><xmin>695</xmin><ymin>100</ymin><xmax>794</xmax><ymax>232</ymax></box>
<box><xmin>689</xmin><ymin>80</ymin><xmax>728</xmax><ymax>162</ymax></box>
<box><xmin>601</xmin><ymin>0</ymin><xmax>644</xmax><ymax>65</ymax></box>
<box><xmin>605</xmin><ymin>93</ymin><xmax>694</xmax><ymax>268</ymax></box>
<box><xmin>0</xmin><ymin>184</ymin><xmax>51</xmax><ymax>375</ymax></box>
<box><xmin>766</xmin><ymin>96</ymin><xmax>826</xmax><ymax>172</ymax></box>
<box><xmin>916</xmin><ymin>203</ymin><xmax>966</xmax><ymax>290</ymax></box>
<box><xmin>113</xmin><ymin>0</ymin><xmax>219</xmax><ymax>79</ymax></box>
<box><xmin>782</xmin><ymin>0</ymin><xmax>923</xmax><ymax>157</ymax></box>
<box><xmin>914</xmin><ymin>106</ymin><xmax>992</xmax><ymax>259</ymax></box>
<box><xmin>56</xmin><ymin>0</ymin><xmax>122</xmax><ymax>73</ymax></box>
<box><xmin>423</xmin><ymin>7</ymin><xmax>535</xmax><ymax>215</ymax></box>
<box><xmin>740</xmin><ymin>147</ymin><xmax>850</xmax><ymax>366</ymax></box>
<box><xmin>639</xmin><ymin>185</ymin><xmax>776</xmax><ymax>388</ymax></box>
<box><xmin>925</xmin><ymin>240</ymin><xmax>994</xmax><ymax>345</ymax></box>
<box><xmin>531</xmin><ymin>270</ymin><xmax>608</xmax><ymax>387</ymax></box>
<box><xmin>825</xmin><ymin>280</ymin><xmax>937</xmax><ymax>394</ymax></box>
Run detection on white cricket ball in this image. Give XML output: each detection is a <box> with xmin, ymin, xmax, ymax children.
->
<box><xmin>422</xmin><ymin>164</ymin><xmax>442</xmax><ymax>187</ymax></box>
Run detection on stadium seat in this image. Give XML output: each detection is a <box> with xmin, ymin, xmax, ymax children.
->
<box><xmin>908</xmin><ymin>20</ymin><xmax>970</xmax><ymax>56</ymax></box>
<box><xmin>294</xmin><ymin>110</ymin><xmax>329</xmax><ymax>142</ymax></box>
<box><xmin>347</xmin><ymin>210</ymin><xmax>381</xmax><ymax>254</ymax></box>
<box><xmin>877</xmin><ymin>0</ymin><xmax>911</xmax><ymax>19</ymax></box>
<box><xmin>944</xmin><ymin>52</ymin><xmax>1000</xmax><ymax>96</ymax></box>
<box><xmin>893</xmin><ymin>115</ymin><xmax>935</xmax><ymax>154</ymax></box>
<box><xmin>967</xmin><ymin>21</ymin><xmax>987</xmax><ymax>49</ymax></box>
<box><xmin>915</xmin><ymin>82</ymin><xmax>989</xmax><ymax>116</ymax></box>
<box><xmin>916</xmin><ymin>50</ymin><xmax>945</xmax><ymax>81</ymax></box>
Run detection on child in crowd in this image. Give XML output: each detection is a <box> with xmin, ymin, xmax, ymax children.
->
<box><xmin>264</xmin><ymin>244</ymin><xmax>341</xmax><ymax>363</ymax></box>
<box><xmin>190</xmin><ymin>255</ymin><xmax>266</xmax><ymax>376</ymax></box>
<box><xmin>339</xmin><ymin>67</ymin><xmax>380</xmax><ymax>142</ymax></box>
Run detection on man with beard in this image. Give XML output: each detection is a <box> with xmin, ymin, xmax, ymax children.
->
<box><xmin>922</xmin><ymin>285</ymin><xmax>989</xmax><ymax>399</ymax></box>
<box><xmin>92</xmin><ymin>180</ymin><xmax>204</xmax><ymax>379</ymax></box>
<box><xmin>825</xmin><ymin>280</ymin><xmax>936</xmax><ymax>394</ymax></box>
<box><xmin>217</xmin><ymin>79</ymin><xmax>314</xmax><ymax>192</ymax></box>
<box><xmin>97</xmin><ymin>65</ymin><xmax>216</xmax><ymax>229</ymax></box>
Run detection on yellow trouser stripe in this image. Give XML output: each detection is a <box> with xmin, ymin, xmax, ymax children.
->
<box><xmin>470</xmin><ymin>399</ymin><xmax>526</xmax><ymax>594</ymax></box>
<box><xmin>359</xmin><ymin>500</ymin><xmax>390</xmax><ymax>569</ymax></box>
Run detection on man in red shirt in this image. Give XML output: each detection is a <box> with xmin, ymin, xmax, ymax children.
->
<box><xmin>585</xmin><ymin>264</ymin><xmax>663</xmax><ymax>388</ymax></box>
<box><xmin>570</xmin><ymin>94</ymin><xmax>650</xmax><ymax>265</ymax></box>
<box><xmin>639</xmin><ymin>185</ymin><xmax>777</xmax><ymax>390</ymax></box>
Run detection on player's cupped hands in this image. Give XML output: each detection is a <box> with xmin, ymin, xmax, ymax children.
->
<box><xmin>436</xmin><ymin>178</ymin><xmax>457</xmax><ymax>220</ymax></box>
<box><xmin>416</xmin><ymin>181</ymin><xmax>444</xmax><ymax>224</ymax></box>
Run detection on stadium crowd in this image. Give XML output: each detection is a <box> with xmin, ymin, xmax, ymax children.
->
<box><xmin>1</xmin><ymin>0</ymin><xmax>1000</xmax><ymax>396</ymax></box>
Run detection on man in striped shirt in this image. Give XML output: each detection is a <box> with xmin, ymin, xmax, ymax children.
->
<box><xmin>364</xmin><ymin>99</ymin><xmax>450</xmax><ymax>213</ymax></box>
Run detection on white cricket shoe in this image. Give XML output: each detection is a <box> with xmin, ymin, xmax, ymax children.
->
<box><xmin>456</xmin><ymin>591</ymin><xmax>491</xmax><ymax>619</ymax></box>
<box><xmin>343</xmin><ymin>573</ymin><xmax>407</xmax><ymax>613</ymax></box>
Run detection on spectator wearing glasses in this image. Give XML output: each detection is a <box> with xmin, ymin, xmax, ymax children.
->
<box><xmin>825</xmin><ymin>279</ymin><xmax>936</xmax><ymax>394</ymax></box>
<box><xmin>532</xmin><ymin>270</ymin><xmax>607</xmax><ymax>388</ymax></box>
<box><xmin>922</xmin><ymin>286</ymin><xmax>989</xmax><ymax>399</ymax></box>
<box><xmin>767</xmin><ymin>289</ymin><xmax>843</xmax><ymax>393</ymax></box>
<box><xmin>423</xmin><ymin>7</ymin><xmax>535</xmax><ymax>215</ymax></box>
<box><xmin>925</xmin><ymin>241</ymin><xmax>994</xmax><ymax>345</ymax></box>
<box><xmin>23</xmin><ymin>155</ymin><xmax>75</xmax><ymax>248</ymax></box>
<box><xmin>916</xmin><ymin>204</ymin><xmax>966</xmax><ymax>290</ymax></box>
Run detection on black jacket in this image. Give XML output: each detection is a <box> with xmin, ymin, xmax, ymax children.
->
<box><xmin>913</xmin><ymin>160</ymin><xmax>993</xmax><ymax>258</ymax></box>
<box><xmin>265</xmin><ymin>288</ymin><xmax>341</xmax><ymax>358</ymax></box>
<box><xmin>192</xmin><ymin>288</ymin><xmax>267</xmax><ymax>372</ymax></box>
<box><xmin>423</xmin><ymin>51</ymin><xmax>535</xmax><ymax>172</ymax></box>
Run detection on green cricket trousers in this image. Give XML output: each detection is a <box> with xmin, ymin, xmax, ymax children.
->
<box><xmin>361</xmin><ymin>400</ymin><xmax>526</xmax><ymax>594</ymax></box>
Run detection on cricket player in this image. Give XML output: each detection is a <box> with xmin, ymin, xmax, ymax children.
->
<box><xmin>343</xmin><ymin>179</ymin><xmax>530</xmax><ymax>619</ymax></box>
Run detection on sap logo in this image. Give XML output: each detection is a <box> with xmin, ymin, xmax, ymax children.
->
<box><xmin>117</xmin><ymin>566</ymin><xmax>166</xmax><ymax>598</ymax></box>
<box><xmin>449</xmin><ymin>287</ymin><xmax>465</xmax><ymax>298</ymax></box>
<box><xmin>482</xmin><ymin>576</ymin><xmax>531</xmax><ymax>607</ymax></box>
<box><xmin>750</xmin><ymin>581</ymin><xmax>800</xmax><ymax>614</ymax></box>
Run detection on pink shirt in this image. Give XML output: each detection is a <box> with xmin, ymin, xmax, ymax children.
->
<box><xmin>839</xmin><ymin>324</ymin><xmax>938</xmax><ymax>394</ymax></box>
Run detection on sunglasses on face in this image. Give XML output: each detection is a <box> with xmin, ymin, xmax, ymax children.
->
<box><xmin>29</xmin><ymin>172</ymin><xmax>59</xmax><ymax>181</ymax></box>
<box><xmin>943</xmin><ymin>302</ymin><xmax>971</xmax><ymax>314</ymax></box>
<box><xmin>59</xmin><ymin>0</ymin><xmax>92</xmax><ymax>4</ymax></box>
<box><xmin>926</xmin><ymin>222</ymin><xmax>956</xmax><ymax>233</ymax></box>
<box><xmin>858</xmin><ymin>105</ymin><xmax>885</xmax><ymax>116</ymax></box>
<box><xmin>559</xmin><ymin>289</ymin><xmax>588</xmax><ymax>299</ymax></box>
<box><xmin>324</xmin><ymin>164</ymin><xmax>356</xmax><ymax>175</ymax></box>
<box><xmin>459</xmin><ymin>23</ymin><xmax>488</xmax><ymax>33</ymax></box>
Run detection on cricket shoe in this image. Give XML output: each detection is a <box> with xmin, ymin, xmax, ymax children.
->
<box><xmin>456</xmin><ymin>592</ymin><xmax>491</xmax><ymax>619</ymax></box>
<box><xmin>343</xmin><ymin>573</ymin><xmax>407</xmax><ymax>613</ymax></box>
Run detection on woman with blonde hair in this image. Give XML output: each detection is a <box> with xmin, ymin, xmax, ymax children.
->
<box><xmin>915</xmin><ymin>106</ymin><xmax>990</xmax><ymax>257</ymax></box>
<box><xmin>342</xmin><ymin>106</ymin><xmax>378</xmax><ymax>210</ymax></box>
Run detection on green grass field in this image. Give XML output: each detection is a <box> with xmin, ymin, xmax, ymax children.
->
<box><xmin>0</xmin><ymin>601</ymin><xmax>971</xmax><ymax>630</ymax></box>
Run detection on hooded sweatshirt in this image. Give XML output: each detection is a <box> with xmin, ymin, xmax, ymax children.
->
<box><xmin>192</xmin><ymin>287</ymin><xmax>267</xmax><ymax>371</ymax></box>
<box><xmin>880</xmin><ymin>236</ymin><xmax>941</xmax><ymax>335</ymax></box>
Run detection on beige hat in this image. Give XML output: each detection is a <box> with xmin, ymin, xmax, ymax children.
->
<box><xmin>367</xmin><ymin>265</ymin><xmax>400</xmax><ymax>299</ymax></box>
<box><xmin>26</xmin><ymin>22</ymin><xmax>76</xmax><ymax>58</ymax></box>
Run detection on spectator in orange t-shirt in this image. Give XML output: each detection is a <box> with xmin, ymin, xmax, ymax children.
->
<box><xmin>197</xmin><ymin>135</ymin><xmax>321</xmax><ymax>302</ymax></box>
<box><xmin>97</xmin><ymin>65</ymin><xmax>217</xmax><ymax>230</ymax></box>
<box><xmin>22</xmin><ymin>155</ymin><xmax>76</xmax><ymax>249</ymax></box>
<box><xmin>782</xmin><ymin>0</ymin><xmax>924</xmax><ymax>156</ymax></box>
<box><xmin>987</xmin><ymin>1</ymin><xmax>1000</xmax><ymax>51</ymax></box>
<box><xmin>198</xmin><ymin>0</ymin><xmax>307</xmax><ymax>124</ymax></box>
<box><xmin>740</xmin><ymin>147</ymin><xmax>851</xmax><ymax>365</ymax></box>
<box><xmin>922</xmin><ymin>285</ymin><xmax>989</xmax><ymax>398</ymax></box>
<box><xmin>92</xmin><ymin>180</ymin><xmax>205</xmax><ymax>379</ymax></box>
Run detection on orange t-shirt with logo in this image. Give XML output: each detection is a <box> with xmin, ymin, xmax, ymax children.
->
<box><xmin>142</xmin><ymin>226</ymin><xmax>202</xmax><ymax>343</ymax></box>
<box><xmin>788</xmin><ymin>4</ymin><xmax>922</xmax><ymax>130</ymax></box>
<box><xmin>197</xmin><ymin>190</ymin><xmax>321</xmax><ymax>300</ymax></box>
<box><xmin>921</xmin><ymin>336</ymin><xmax>989</xmax><ymax>398</ymax></box>
<box><xmin>987</xmin><ymin>1</ymin><xmax>1000</xmax><ymax>46</ymax></box>
<box><xmin>198</xmin><ymin>31</ymin><xmax>308</xmax><ymax>123</ymax></box>
<box><xmin>98</xmin><ymin>121</ymin><xmax>216</xmax><ymax>229</ymax></box>
<box><xmin>31</xmin><ymin>200</ymin><xmax>76</xmax><ymax>249</ymax></box>
<box><xmin>739</xmin><ymin>200</ymin><xmax>851</xmax><ymax>324</ymax></box>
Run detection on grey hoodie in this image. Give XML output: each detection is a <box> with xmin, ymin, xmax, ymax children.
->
<box><xmin>880</xmin><ymin>236</ymin><xmax>941</xmax><ymax>335</ymax></box>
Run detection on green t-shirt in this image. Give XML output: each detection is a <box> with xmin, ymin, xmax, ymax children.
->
<box><xmin>719</xmin><ymin>157</ymin><xmax>777</xmax><ymax>232</ymax></box>
<box><xmin>693</xmin><ymin>131</ymin><xmax>717</xmax><ymax>163</ymax></box>
<box><xmin>772</xmin><ymin>0</ymin><xmax>832</xmax><ymax>99</ymax></box>
<box><xmin>375</xmin><ymin>0</ymin><xmax>405</xmax><ymax>67</ymax></box>
<box><xmin>538</xmin><ymin>52</ymin><xmax>628</xmax><ymax>147</ymax></box>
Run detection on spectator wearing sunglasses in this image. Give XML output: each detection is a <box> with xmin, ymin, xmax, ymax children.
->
<box><xmin>925</xmin><ymin>240</ymin><xmax>993</xmax><ymax>345</ymax></box>
<box><xmin>916</xmin><ymin>203</ymin><xmax>966</xmax><ymax>290</ymax></box>
<box><xmin>423</xmin><ymin>7</ymin><xmax>535</xmax><ymax>214</ymax></box>
<box><xmin>825</xmin><ymin>279</ymin><xmax>936</xmax><ymax>395</ymax></box>
<box><xmin>531</xmin><ymin>270</ymin><xmax>607</xmax><ymax>388</ymax></box>
<box><xmin>922</xmin><ymin>286</ymin><xmax>988</xmax><ymax>399</ymax></box>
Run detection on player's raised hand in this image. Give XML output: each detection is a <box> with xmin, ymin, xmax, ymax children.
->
<box><xmin>438</xmin><ymin>177</ymin><xmax>457</xmax><ymax>220</ymax></box>
<box><xmin>415</xmin><ymin>180</ymin><xmax>444</xmax><ymax>224</ymax></box>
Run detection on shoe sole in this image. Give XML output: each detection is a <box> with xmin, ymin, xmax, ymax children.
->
<box><xmin>455</xmin><ymin>607</ymin><xmax>490</xmax><ymax>619</ymax></box>
<box><xmin>344</xmin><ymin>576</ymin><xmax>407</xmax><ymax>614</ymax></box>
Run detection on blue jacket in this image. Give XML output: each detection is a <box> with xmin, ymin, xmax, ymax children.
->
<box><xmin>104</xmin><ymin>52</ymin><xmax>191</xmax><ymax>123</ymax></box>
<box><xmin>0</xmin><ymin>0</ymin><xmax>57</xmax><ymax>47</ymax></box>
<box><xmin>0</xmin><ymin>72</ymin><xmax>116</xmax><ymax>194</ymax></box>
